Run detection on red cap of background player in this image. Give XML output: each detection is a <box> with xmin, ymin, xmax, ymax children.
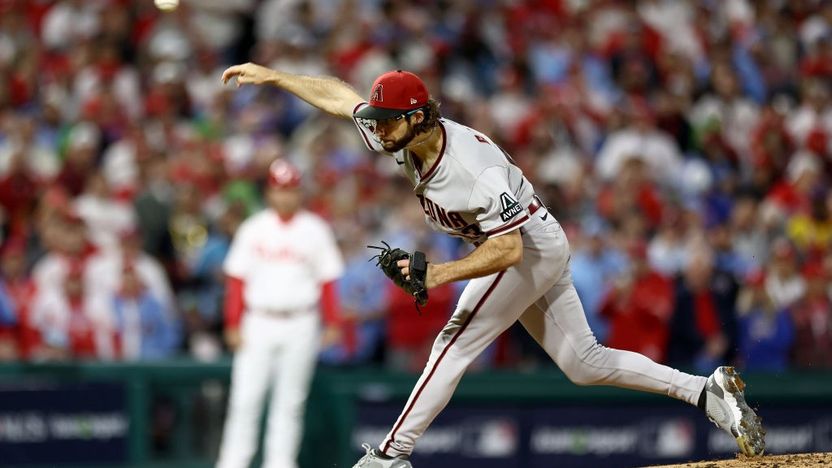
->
<box><xmin>354</xmin><ymin>70</ymin><xmax>429</xmax><ymax>120</ymax></box>
<box><xmin>267</xmin><ymin>159</ymin><xmax>302</xmax><ymax>188</ymax></box>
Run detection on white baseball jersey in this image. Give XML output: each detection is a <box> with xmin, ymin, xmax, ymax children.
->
<box><xmin>350</xmin><ymin>103</ymin><xmax>712</xmax><ymax>460</ymax></box>
<box><xmin>218</xmin><ymin>208</ymin><xmax>343</xmax><ymax>468</ymax></box>
<box><xmin>223</xmin><ymin>209</ymin><xmax>344</xmax><ymax>311</ymax></box>
<box><xmin>32</xmin><ymin>254</ymin><xmax>72</xmax><ymax>298</ymax></box>
<box><xmin>354</xmin><ymin>105</ymin><xmax>536</xmax><ymax>244</ymax></box>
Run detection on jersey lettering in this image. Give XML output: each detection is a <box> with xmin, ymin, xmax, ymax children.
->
<box><xmin>417</xmin><ymin>194</ymin><xmax>480</xmax><ymax>234</ymax></box>
<box><xmin>362</xmin><ymin>120</ymin><xmax>534</xmax><ymax>244</ymax></box>
<box><xmin>436</xmin><ymin>205</ymin><xmax>451</xmax><ymax>228</ymax></box>
<box><xmin>426</xmin><ymin>198</ymin><xmax>438</xmax><ymax>221</ymax></box>
<box><xmin>254</xmin><ymin>244</ymin><xmax>304</xmax><ymax>263</ymax></box>
<box><xmin>448</xmin><ymin>212</ymin><xmax>467</xmax><ymax>229</ymax></box>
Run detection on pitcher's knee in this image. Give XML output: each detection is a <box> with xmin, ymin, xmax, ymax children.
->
<box><xmin>561</xmin><ymin>345</ymin><xmax>613</xmax><ymax>386</ymax></box>
<box><xmin>562</xmin><ymin>366</ymin><xmax>604</xmax><ymax>386</ymax></box>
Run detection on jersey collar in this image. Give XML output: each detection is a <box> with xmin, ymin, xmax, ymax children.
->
<box><xmin>412</xmin><ymin>121</ymin><xmax>446</xmax><ymax>185</ymax></box>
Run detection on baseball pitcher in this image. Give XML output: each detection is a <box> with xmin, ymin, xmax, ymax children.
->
<box><xmin>221</xmin><ymin>64</ymin><xmax>765</xmax><ymax>467</ymax></box>
<box><xmin>215</xmin><ymin>159</ymin><xmax>344</xmax><ymax>468</ymax></box>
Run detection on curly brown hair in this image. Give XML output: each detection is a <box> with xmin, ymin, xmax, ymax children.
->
<box><xmin>409</xmin><ymin>99</ymin><xmax>441</xmax><ymax>135</ymax></box>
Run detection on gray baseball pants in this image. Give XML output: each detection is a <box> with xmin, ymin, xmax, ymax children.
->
<box><xmin>379</xmin><ymin>210</ymin><xmax>708</xmax><ymax>457</ymax></box>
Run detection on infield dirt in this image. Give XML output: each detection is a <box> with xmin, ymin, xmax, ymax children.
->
<box><xmin>642</xmin><ymin>452</ymin><xmax>832</xmax><ymax>467</ymax></box>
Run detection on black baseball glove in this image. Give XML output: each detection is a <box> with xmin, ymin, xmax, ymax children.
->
<box><xmin>368</xmin><ymin>241</ymin><xmax>429</xmax><ymax>310</ymax></box>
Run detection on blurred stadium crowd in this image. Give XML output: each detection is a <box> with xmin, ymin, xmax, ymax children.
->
<box><xmin>0</xmin><ymin>0</ymin><xmax>830</xmax><ymax>373</ymax></box>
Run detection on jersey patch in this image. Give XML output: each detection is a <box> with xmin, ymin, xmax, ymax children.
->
<box><xmin>499</xmin><ymin>192</ymin><xmax>522</xmax><ymax>222</ymax></box>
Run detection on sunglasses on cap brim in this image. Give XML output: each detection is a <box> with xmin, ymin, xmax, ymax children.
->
<box><xmin>378</xmin><ymin>107</ymin><xmax>422</xmax><ymax>123</ymax></box>
<box><xmin>356</xmin><ymin>104</ymin><xmax>425</xmax><ymax>121</ymax></box>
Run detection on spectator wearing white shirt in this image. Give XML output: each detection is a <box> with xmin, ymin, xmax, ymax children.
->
<box><xmin>689</xmin><ymin>62</ymin><xmax>760</xmax><ymax>163</ymax></box>
<box><xmin>40</xmin><ymin>0</ymin><xmax>101</xmax><ymax>51</ymax></box>
<box><xmin>785</xmin><ymin>79</ymin><xmax>832</xmax><ymax>149</ymax></box>
<box><xmin>85</xmin><ymin>229</ymin><xmax>177</xmax><ymax>321</ymax></box>
<box><xmin>596</xmin><ymin>104</ymin><xmax>683</xmax><ymax>185</ymax></box>
<box><xmin>74</xmin><ymin>171</ymin><xmax>137</xmax><ymax>254</ymax></box>
<box><xmin>31</xmin><ymin>261</ymin><xmax>114</xmax><ymax>361</ymax></box>
<box><xmin>765</xmin><ymin>238</ymin><xmax>807</xmax><ymax>310</ymax></box>
<box><xmin>32</xmin><ymin>209</ymin><xmax>93</xmax><ymax>302</ymax></box>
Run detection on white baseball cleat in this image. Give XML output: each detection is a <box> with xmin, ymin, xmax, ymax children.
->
<box><xmin>352</xmin><ymin>443</ymin><xmax>413</xmax><ymax>468</ymax></box>
<box><xmin>704</xmin><ymin>366</ymin><xmax>766</xmax><ymax>456</ymax></box>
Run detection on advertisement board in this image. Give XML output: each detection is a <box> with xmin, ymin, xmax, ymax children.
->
<box><xmin>352</xmin><ymin>402</ymin><xmax>832</xmax><ymax>468</ymax></box>
<box><xmin>0</xmin><ymin>381</ymin><xmax>128</xmax><ymax>465</ymax></box>
<box><xmin>353</xmin><ymin>405</ymin><xmax>523</xmax><ymax>468</ymax></box>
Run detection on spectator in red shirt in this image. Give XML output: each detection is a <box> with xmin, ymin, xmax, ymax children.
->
<box><xmin>597</xmin><ymin>157</ymin><xmax>665</xmax><ymax>229</ymax></box>
<box><xmin>800</xmin><ymin>36</ymin><xmax>832</xmax><ymax>79</ymax></box>
<box><xmin>762</xmin><ymin>152</ymin><xmax>822</xmax><ymax>223</ymax></box>
<box><xmin>600</xmin><ymin>240</ymin><xmax>674</xmax><ymax>363</ymax></box>
<box><xmin>0</xmin><ymin>239</ymin><xmax>39</xmax><ymax>360</ymax></box>
<box><xmin>385</xmin><ymin>281</ymin><xmax>456</xmax><ymax>373</ymax></box>
<box><xmin>749</xmin><ymin>104</ymin><xmax>794</xmax><ymax>175</ymax></box>
<box><xmin>790</xmin><ymin>262</ymin><xmax>832</xmax><ymax>369</ymax></box>
<box><xmin>0</xmin><ymin>150</ymin><xmax>39</xmax><ymax>238</ymax></box>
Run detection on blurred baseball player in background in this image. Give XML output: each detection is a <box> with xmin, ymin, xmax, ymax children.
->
<box><xmin>215</xmin><ymin>159</ymin><xmax>344</xmax><ymax>468</ymax></box>
<box><xmin>221</xmin><ymin>64</ymin><xmax>765</xmax><ymax>467</ymax></box>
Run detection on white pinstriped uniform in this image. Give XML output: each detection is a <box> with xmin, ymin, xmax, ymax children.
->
<box><xmin>216</xmin><ymin>210</ymin><xmax>344</xmax><ymax>468</ymax></box>
<box><xmin>354</xmin><ymin>105</ymin><xmax>708</xmax><ymax>458</ymax></box>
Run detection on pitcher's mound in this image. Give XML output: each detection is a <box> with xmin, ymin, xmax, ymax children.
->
<box><xmin>642</xmin><ymin>452</ymin><xmax>832</xmax><ymax>467</ymax></box>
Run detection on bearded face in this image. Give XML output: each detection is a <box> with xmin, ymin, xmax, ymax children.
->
<box><xmin>380</xmin><ymin>121</ymin><xmax>418</xmax><ymax>153</ymax></box>
<box><xmin>372</xmin><ymin>111</ymin><xmax>423</xmax><ymax>153</ymax></box>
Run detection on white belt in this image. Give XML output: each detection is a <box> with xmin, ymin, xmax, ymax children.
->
<box><xmin>253</xmin><ymin>307</ymin><xmax>311</xmax><ymax>319</ymax></box>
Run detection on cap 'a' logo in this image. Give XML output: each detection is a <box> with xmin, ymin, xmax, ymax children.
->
<box><xmin>499</xmin><ymin>192</ymin><xmax>522</xmax><ymax>222</ymax></box>
<box><xmin>371</xmin><ymin>84</ymin><xmax>383</xmax><ymax>103</ymax></box>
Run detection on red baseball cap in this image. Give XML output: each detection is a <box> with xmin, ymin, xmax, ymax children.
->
<box><xmin>354</xmin><ymin>70</ymin><xmax>429</xmax><ymax>120</ymax></box>
<box><xmin>267</xmin><ymin>159</ymin><xmax>302</xmax><ymax>188</ymax></box>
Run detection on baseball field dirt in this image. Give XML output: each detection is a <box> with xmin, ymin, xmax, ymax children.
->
<box><xmin>642</xmin><ymin>452</ymin><xmax>832</xmax><ymax>467</ymax></box>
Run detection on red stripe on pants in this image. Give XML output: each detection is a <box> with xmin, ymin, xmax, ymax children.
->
<box><xmin>382</xmin><ymin>271</ymin><xmax>506</xmax><ymax>454</ymax></box>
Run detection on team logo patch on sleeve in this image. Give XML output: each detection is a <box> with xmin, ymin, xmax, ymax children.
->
<box><xmin>499</xmin><ymin>192</ymin><xmax>522</xmax><ymax>221</ymax></box>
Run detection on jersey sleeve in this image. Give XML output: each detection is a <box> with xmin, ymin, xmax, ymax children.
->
<box><xmin>314</xmin><ymin>220</ymin><xmax>345</xmax><ymax>283</ymax></box>
<box><xmin>468</xmin><ymin>166</ymin><xmax>530</xmax><ymax>238</ymax></box>
<box><xmin>352</xmin><ymin>102</ymin><xmax>386</xmax><ymax>153</ymax></box>
<box><xmin>223</xmin><ymin>220</ymin><xmax>253</xmax><ymax>279</ymax></box>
